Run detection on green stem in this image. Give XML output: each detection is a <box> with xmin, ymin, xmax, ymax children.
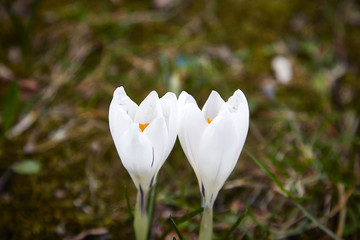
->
<box><xmin>199</xmin><ymin>206</ymin><xmax>213</xmax><ymax>240</ymax></box>
<box><xmin>147</xmin><ymin>180</ymin><xmax>157</xmax><ymax>239</ymax></box>
<box><xmin>134</xmin><ymin>188</ymin><xmax>149</xmax><ymax>240</ymax></box>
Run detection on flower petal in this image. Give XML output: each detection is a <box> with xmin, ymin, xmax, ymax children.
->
<box><xmin>178</xmin><ymin>103</ymin><xmax>207</xmax><ymax>181</ymax></box>
<box><xmin>202</xmin><ymin>90</ymin><xmax>225</xmax><ymax>121</ymax></box>
<box><xmin>225</xmin><ymin>89</ymin><xmax>249</xmax><ymax>152</ymax></box>
<box><xmin>178</xmin><ymin>91</ymin><xmax>197</xmax><ymax>129</ymax></box>
<box><xmin>178</xmin><ymin>91</ymin><xmax>196</xmax><ymax>107</ymax></box>
<box><xmin>197</xmin><ymin>111</ymin><xmax>239</xmax><ymax>207</ymax></box>
<box><xmin>109</xmin><ymin>106</ymin><xmax>132</xmax><ymax>146</ymax></box>
<box><xmin>226</xmin><ymin>89</ymin><xmax>249</xmax><ymax>115</ymax></box>
<box><xmin>135</xmin><ymin>91</ymin><xmax>162</xmax><ymax>124</ymax></box>
<box><xmin>109</xmin><ymin>88</ymin><xmax>135</xmax><ymax>141</ymax></box>
<box><xmin>111</xmin><ymin>87</ymin><xmax>138</xmax><ymax>120</ymax></box>
<box><xmin>117</xmin><ymin>124</ymin><xmax>155</xmax><ymax>191</ymax></box>
<box><xmin>160</xmin><ymin>92</ymin><xmax>178</xmax><ymax>161</ymax></box>
<box><xmin>143</xmin><ymin>116</ymin><xmax>168</xmax><ymax>174</ymax></box>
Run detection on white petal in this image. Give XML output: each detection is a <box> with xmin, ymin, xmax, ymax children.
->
<box><xmin>135</xmin><ymin>91</ymin><xmax>162</xmax><ymax>124</ymax></box>
<box><xmin>160</xmin><ymin>92</ymin><xmax>178</xmax><ymax>161</ymax></box>
<box><xmin>109</xmin><ymin>106</ymin><xmax>132</xmax><ymax>147</ymax></box>
<box><xmin>143</xmin><ymin>116</ymin><xmax>168</xmax><ymax>174</ymax></box>
<box><xmin>177</xmin><ymin>91</ymin><xmax>197</xmax><ymax>129</ymax></box>
<box><xmin>109</xmin><ymin>90</ymin><xmax>134</xmax><ymax>142</ymax></box>
<box><xmin>178</xmin><ymin>91</ymin><xmax>196</xmax><ymax>107</ymax></box>
<box><xmin>178</xmin><ymin>103</ymin><xmax>207</xmax><ymax>181</ymax></box>
<box><xmin>111</xmin><ymin>87</ymin><xmax>138</xmax><ymax>120</ymax></box>
<box><xmin>197</xmin><ymin>111</ymin><xmax>239</xmax><ymax>207</ymax></box>
<box><xmin>226</xmin><ymin>89</ymin><xmax>248</xmax><ymax>114</ymax></box>
<box><xmin>225</xmin><ymin>89</ymin><xmax>249</xmax><ymax>153</ymax></box>
<box><xmin>202</xmin><ymin>90</ymin><xmax>225</xmax><ymax>121</ymax></box>
<box><xmin>117</xmin><ymin>124</ymin><xmax>155</xmax><ymax>191</ymax></box>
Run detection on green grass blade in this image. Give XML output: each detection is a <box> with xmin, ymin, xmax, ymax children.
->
<box><xmin>244</xmin><ymin>148</ymin><xmax>342</xmax><ymax>240</ymax></box>
<box><xmin>160</xmin><ymin>208</ymin><xmax>203</xmax><ymax>239</ymax></box>
<box><xmin>1</xmin><ymin>81</ymin><xmax>20</xmax><ymax>132</ymax></box>
<box><xmin>244</xmin><ymin>148</ymin><xmax>291</xmax><ymax>197</ymax></box>
<box><xmin>293</xmin><ymin>201</ymin><xmax>343</xmax><ymax>240</ymax></box>
<box><xmin>147</xmin><ymin>179</ymin><xmax>158</xmax><ymax>239</ymax></box>
<box><xmin>124</xmin><ymin>186</ymin><xmax>135</xmax><ymax>240</ymax></box>
<box><xmin>224</xmin><ymin>208</ymin><xmax>248</xmax><ymax>239</ymax></box>
<box><xmin>169</xmin><ymin>215</ymin><xmax>184</xmax><ymax>240</ymax></box>
<box><xmin>246</xmin><ymin>203</ymin><xmax>269</xmax><ymax>232</ymax></box>
<box><xmin>176</xmin><ymin>208</ymin><xmax>203</xmax><ymax>224</ymax></box>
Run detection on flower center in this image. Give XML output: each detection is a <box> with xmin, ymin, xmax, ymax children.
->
<box><xmin>207</xmin><ymin>118</ymin><xmax>212</xmax><ymax>124</ymax></box>
<box><xmin>139</xmin><ymin>123</ymin><xmax>149</xmax><ymax>132</ymax></box>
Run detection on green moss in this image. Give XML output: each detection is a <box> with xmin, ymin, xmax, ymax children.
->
<box><xmin>1</xmin><ymin>0</ymin><xmax>360</xmax><ymax>238</ymax></box>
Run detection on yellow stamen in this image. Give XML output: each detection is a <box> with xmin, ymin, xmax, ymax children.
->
<box><xmin>139</xmin><ymin>123</ymin><xmax>149</xmax><ymax>132</ymax></box>
<box><xmin>207</xmin><ymin>118</ymin><xmax>212</xmax><ymax>124</ymax></box>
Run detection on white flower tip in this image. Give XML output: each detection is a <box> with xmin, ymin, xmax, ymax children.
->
<box><xmin>162</xmin><ymin>92</ymin><xmax>177</xmax><ymax>101</ymax></box>
<box><xmin>209</xmin><ymin>90</ymin><xmax>221</xmax><ymax>99</ymax></box>
<box><xmin>234</xmin><ymin>89</ymin><xmax>248</xmax><ymax>104</ymax></box>
<box><xmin>206</xmin><ymin>91</ymin><xmax>225</xmax><ymax>106</ymax></box>
<box><xmin>112</xmin><ymin>87</ymin><xmax>128</xmax><ymax>106</ymax></box>
<box><xmin>148</xmin><ymin>90</ymin><xmax>159</xmax><ymax>99</ymax></box>
<box><xmin>224</xmin><ymin>89</ymin><xmax>249</xmax><ymax>116</ymax></box>
<box><xmin>178</xmin><ymin>91</ymin><xmax>190</xmax><ymax>101</ymax></box>
<box><xmin>113</xmin><ymin>86</ymin><xmax>126</xmax><ymax>97</ymax></box>
<box><xmin>179</xmin><ymin>91</ymin><xmax>196</xmax><ymax>105</ymax></box>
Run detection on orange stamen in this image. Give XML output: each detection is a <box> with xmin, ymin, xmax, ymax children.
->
<box><xmin>139</xmin><ymin>123</ymin><xmax>149</xmax><ymax>132</ymax></box>
<box><xmin>207</xmin><ymin>118</ymin><xmax>212</xmax><ymax>124</ymax></box>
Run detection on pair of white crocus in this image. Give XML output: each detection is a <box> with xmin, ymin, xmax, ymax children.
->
<box><xmin>109</xmin><ymin>86</ymin><xmax>249</xmax><ymax>239</ymax></box>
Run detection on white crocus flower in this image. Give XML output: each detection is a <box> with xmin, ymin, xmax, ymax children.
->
<box><xmin>109</xmin><ymin>86</ymin><xmax>178</xmax><ymax>240</ymax></box>
<box><xmin>178</xmin><ymin>90</ymin><xmax>249</xmax><ymax>240</ymax></box>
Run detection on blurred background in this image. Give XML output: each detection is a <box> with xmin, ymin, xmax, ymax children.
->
<box><xmin>0</xmin><ymin>0</ymin><xmax>360</xmax><ymax>239</ymax></box>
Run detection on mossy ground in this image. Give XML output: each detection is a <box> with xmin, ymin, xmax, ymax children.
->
<box><xmin>0</xmin><ymin>0</ymin><xmax>359</xmax><ymax>239</ymax></box>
